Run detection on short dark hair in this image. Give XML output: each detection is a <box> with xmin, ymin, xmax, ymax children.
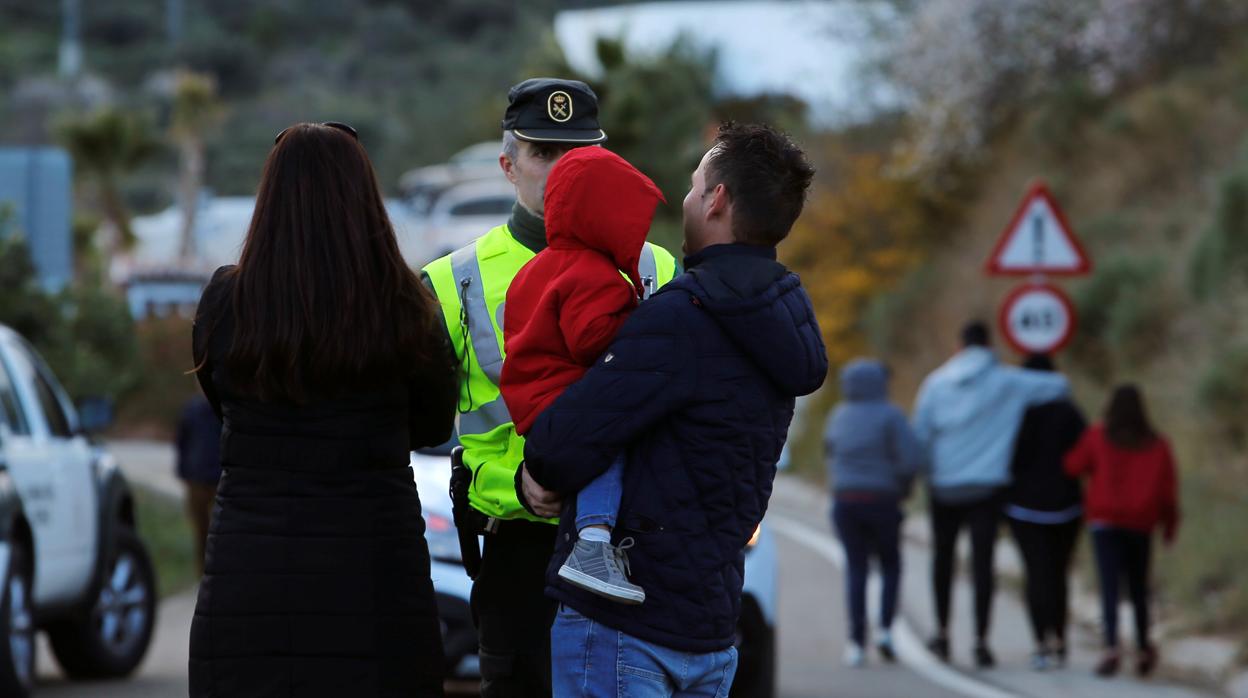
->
<box><xmin>961</xmin><ymin>321</ymin><xmax>990</xmax><ymax>347</ymax></box>
<box><xmin>704</xmin><ymin>122</ymin><xmax>814</xmax><ymax>246</ymax></box>
<box><xmin>1022</xmin><ymin>353</ymin><xmax>1055</xmax><ymax>371</ymax></box>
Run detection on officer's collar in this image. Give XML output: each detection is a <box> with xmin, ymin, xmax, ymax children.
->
<box><xmin>507</xmin><ymin>202</ymin><xmax>546</xmax><ymax>254</ymax></box>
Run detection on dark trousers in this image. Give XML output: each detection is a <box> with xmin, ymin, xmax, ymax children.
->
<box><xmin>1007</xmin><ymin>517</ymin><xmax>1081</xmax><ymax>647</ymax></box>
<box><xmin>184</xmin><ymin>480</ymin><xmax>218</xmax><ymax>576</ymax></box>
<box><xmin>470</xmin><ymin>520</ymin><xmax>558</xmax><ymax>697</ymax></box>
<box><xmin>930</xmin><ymin>494</ymin><xmax>1001</xmax><ymax>641</ymax></box>
<box><xmin>833</xmin><ymin>498</ymin><xmax>903</xmax><ymax>645</ymax></box>
<box><xmin>1091</xmin><ymin>527</ymin><xmax>1153</xmax><ymax>650</ymax></box>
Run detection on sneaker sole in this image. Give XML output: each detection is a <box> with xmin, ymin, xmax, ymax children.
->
<box><xmin>558</xmin><ymin>565</ymin><xmax>645</xmax><ymax>604</ymax></box>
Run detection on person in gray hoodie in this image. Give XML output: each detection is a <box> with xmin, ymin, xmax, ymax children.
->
<box><xmin>912</xmin><ymin>322</ymin><xmax>1068</xmax><ymax>668</ymax></box>
<box><xmin>825</xmin><ymin>358</ymin><xmax>924</xmax><ymax>667</ymax></box>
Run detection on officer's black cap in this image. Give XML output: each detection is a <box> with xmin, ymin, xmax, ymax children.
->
<box><xmin>502</xmin><ymin>78</ymin><xmax>607</xmax><ymax>144</ymax></box>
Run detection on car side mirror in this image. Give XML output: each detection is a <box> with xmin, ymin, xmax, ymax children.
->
<box><xmin>77</xmin><ymin>396</ymin><xmax>114</xmax><ymax>434</ymax></box>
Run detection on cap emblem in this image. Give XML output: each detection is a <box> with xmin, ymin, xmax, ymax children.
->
<box><xmin>547</xmin><ymin>91</ymin><xmax>573</xmax><ymax>123</ymax></box>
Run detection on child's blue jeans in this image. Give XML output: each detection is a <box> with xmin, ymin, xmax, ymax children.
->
<box><xmin>575</xmin><ymin>454</ymin><xmax>624</xmax><ymax>531</ymax></box>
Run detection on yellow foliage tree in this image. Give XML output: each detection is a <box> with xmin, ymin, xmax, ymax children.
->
<box><xmin>780</xmin><ymin>143</ymin><xmax>954</xmax><ymax>472</ymax></box>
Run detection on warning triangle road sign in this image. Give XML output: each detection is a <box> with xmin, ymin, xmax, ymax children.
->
<box><xmin>985</xmin><ymin>182</ymin><xmax>1092</xmax><ymax>276</ymax></box>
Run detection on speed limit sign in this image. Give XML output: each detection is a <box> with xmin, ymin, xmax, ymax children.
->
<box><xmin>998</xmin><ymin>283</ymin><xmax>1076</xmax><ymax>354</ymax></box>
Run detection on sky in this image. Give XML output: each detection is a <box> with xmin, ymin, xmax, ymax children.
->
<box><xmin>554</xmin><ymin>0</ymin><xmax>901</xmax><ymax>126</ymax></box>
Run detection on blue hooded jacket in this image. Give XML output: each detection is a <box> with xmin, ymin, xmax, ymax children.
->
<box><xmin>825</xmin><ymin>359</ymin><xmax>922</xmax><ymax>498</ymax></box>
<box><xmin>523</xmin><ymin>243</ymin><xmax>827</xmax><ymax>652</ymax></box>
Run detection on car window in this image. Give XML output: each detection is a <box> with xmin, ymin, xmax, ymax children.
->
<box><xmin>5</xmin><ymin>339</ymin><xmax>73</xmax><ymax>438</ymax></box>
<box><xmin>448</xmin><ymin>197</ymin><xmax>514</xmax><ymax>217</ymax></box>
<box><xmin>0</xmin><ymin>355</ymin><xmax>30</xmax><ymax>435</ymax></box>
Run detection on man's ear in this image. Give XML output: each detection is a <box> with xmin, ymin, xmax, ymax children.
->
<box><xmin>500</xmin><ymin>153</ymin><xmax>518</xmax><ymax>184</ymax></box>
<box><xmin>706</xmin><ymin>183</ymin><xmax>730</xmax><ymax>221</ymax></box>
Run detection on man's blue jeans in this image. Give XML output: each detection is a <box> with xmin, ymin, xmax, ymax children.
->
<box><xmin>552</xmin><ymin>605</ymin><xmax>738</xmax><ymax>697</ymax></box>
<box><xmin>576</xmin><ymin>454</ymin><xmax>625</xmax><ymax>531</ymax></box>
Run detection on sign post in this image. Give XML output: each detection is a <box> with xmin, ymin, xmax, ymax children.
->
<box><xmin>985</xmin><ymin>182</ymin><xmax>1091</xmax><ymax>354</ymax></box>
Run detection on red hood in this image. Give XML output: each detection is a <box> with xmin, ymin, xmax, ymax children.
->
<box><xmin>544</xmin><ymin>147</ymin><xmax>665</xmax><ymax>295</ymax></box>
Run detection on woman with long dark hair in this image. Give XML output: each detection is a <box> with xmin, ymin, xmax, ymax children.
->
<box><xmin>1065</xmin><ymin>384</ymin><xmax>1179</xmax><ymax>679</ymax></box>
<box><xmin>188</xmin><ymin>122</ymin><xmax>456</xmax><ymax>697</ymax></box>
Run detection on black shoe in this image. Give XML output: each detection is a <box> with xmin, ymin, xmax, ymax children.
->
<box><xmin>974</xmin><ymin>644</ymin><xmax>996</xmax><ymax>669</ymax></box>
<box><xmin>1051</xmin><ymin>642</ymin><xmax>1068</xmax><ymax>668</ymax></box>
<box><xmin>927</xmin><ymin>635</ymin><xmax>950</xmax><ymax>662</ymax></box>
<box><xmin>1137</xmin><ymin>646</ymin><xmax>1158</xmax><ymax>677</ymax></box>
<box><xmin>1095</xmin><ymin>649</ymin><xmax>1121</xmax><ymax>677</ymax></box>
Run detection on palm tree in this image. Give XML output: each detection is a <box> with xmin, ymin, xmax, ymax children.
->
<box><xmin>170</xmin><ymin>70</ymin><xmax>223</xmax><ymax>266</ymax></box>
<box><xmin>54</xmin><ymin>108</ymin><xmax>160</xmax><ymax>259</ymax></box>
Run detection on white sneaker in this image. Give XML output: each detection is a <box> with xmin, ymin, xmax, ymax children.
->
<box><xmin>843</xmin><ymin>643</ymin><xmax>866</xmax><ymax>668</ymax></box>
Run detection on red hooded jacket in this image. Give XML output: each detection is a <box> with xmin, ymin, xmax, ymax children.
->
<box><xmin>500</xmin><ymin>147</ymin><xmax>664</xmax><ymax>435</ymax></box>
<box><xmin>1064</xmin><ymin>424</ymin><xmax>1180</xmax><ymax>538</ymax></box>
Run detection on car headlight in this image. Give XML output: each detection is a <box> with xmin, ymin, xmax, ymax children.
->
<box><xmin>424</xmin><ymin>511</ymin><xmax>462</xmax><ymax>564</ymax></box>
<box><xmin>747</xmin><ymin>524</ymin><xmax>761</xmax><ymax>549</ymax></box>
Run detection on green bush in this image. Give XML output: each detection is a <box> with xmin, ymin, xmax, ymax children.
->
<box><xmin>1189</xmin><ymin>159</ymin><xmax>1248</xmax><ymax>300</ymax></box>
<box><xmin>1160</xmin><ymin>468</ymin><xmax>1248</xmax><ymax>633</ymax></box>
<box><xmin>1029</xmin><ymin>77</ymin><xmax>1106</xmax><ymax>154</ymax></box>
<box><xmin>1071</xmin><ymin>255</ymin><xmax>1170</xmax><ymax>376</ymax></box>
<box><xmin>0</xmin><ymin>235</ymin><xmax>141</xmax><ymax>402</ymax></box>
<box><xmin>1195</xmin><ymin>346</ymin><xmax>1248</xmax><ymax>446</ymax></box>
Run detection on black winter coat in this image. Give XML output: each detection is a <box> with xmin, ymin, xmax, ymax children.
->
<box><xmin>522</xmin><ymin>244</ymin><xmax>827</xmax><ymax>652</ymax></box>
<box><xmin>1007</xmin><ymin>398</ymin><xmax>1086</xmax><ymax>513</ymax></box>
<box><xmin>188</xmin><ymin>266</ymin><xmax>456</xmax><ymax>698</ymax></box>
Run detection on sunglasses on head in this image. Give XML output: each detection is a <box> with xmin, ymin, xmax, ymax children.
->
<box><xmin>274</xmin><ymin>121</ymin><xmax>359</xmax><ymax>144</ymax></box>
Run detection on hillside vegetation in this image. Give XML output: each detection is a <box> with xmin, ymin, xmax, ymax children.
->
<box><xmin>784</xmin><ymin>3</ymin><xmax>1248</xmax><ymax>641</ymax></box>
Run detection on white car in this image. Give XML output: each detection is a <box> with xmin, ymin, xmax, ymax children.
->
<box><xmin>0</xmin><ymin>325</ymin><xmax>156</xmax><ymax>697</ymax></box>
<box><xmin>409</xmin><ymin>441</ymin><xmax>777</xmax><ymax>695</ymax></box>
<box><xmin>419</xmin><ymin>180</ymin><xmax>516</xmax><ymax>263</ymax></box>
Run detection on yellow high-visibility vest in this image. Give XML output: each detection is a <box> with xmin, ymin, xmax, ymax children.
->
<box><xmin>423</xmin><ymin>224</ymin><xmax>678</xmax><ymax>522</ymax></box>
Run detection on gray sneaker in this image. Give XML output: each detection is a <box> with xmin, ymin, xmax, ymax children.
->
<box><xmin>557</xmin><ymin>537</ymin><xmax>645</xmax><ymax>604</ymax></box>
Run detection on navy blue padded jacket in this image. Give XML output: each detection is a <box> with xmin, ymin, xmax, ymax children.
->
<box><xmin>522</xmin><ymin>243</ymin><xmax>827</xmax><ymax>652</ymax></box>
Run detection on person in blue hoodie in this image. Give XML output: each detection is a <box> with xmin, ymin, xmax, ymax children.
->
<box><xmin>517</xmin><ymin>122</ymin><xmax>827</xmax><ymax>697</ymax></box>
<box><xmin>912</xmin><ymin>322</ymin><xmax>1068</xmax><ymax>668</ymax></box>
<box><xmin>826</xmin><ymin>359</ymin><xmax>924</xmax><ymax>667</ymax></box>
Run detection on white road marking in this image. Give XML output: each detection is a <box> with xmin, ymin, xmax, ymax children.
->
<box><xmin>770</xmin><ymin>516</ymin><xmax>1021</xmax><ymax>698</ymax></box>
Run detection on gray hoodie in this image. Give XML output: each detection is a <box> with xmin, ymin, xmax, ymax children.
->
<box><xmin>824</xmin><ymin>359</ymin><xmax>923</xmax><ymax>498</ymax></box>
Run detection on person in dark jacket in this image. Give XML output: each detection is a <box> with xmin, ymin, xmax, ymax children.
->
<box><xmin>519</xmin><ymin>123</ymin><xmax>826</xmax><ymax>696</ymax></box>
<box><xmin>825</xmin><ymin>359</ymin><xmax>923</xmax><ymax>667</ymax></box>
<box><xmin>1004</xmin><ymin>354</ymin><xmax>1086</xmax><ymax>671</ymax></box>
<box><xmin>188</xmin><ymin>122</ymin><xmax>457</xmax><ymax>698</ymax></box>
<box><xmin>174</xmin><ymin>394</ymin><xmax>222</xmax><ymax>575</ymax></box>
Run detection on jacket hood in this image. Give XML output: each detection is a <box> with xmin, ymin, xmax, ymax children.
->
<box><xmin>841</xmin><ymin>359</ymin><xmax>887</xmax><ymax>402</ymax></box>
<box><xmin>544</xmin><ymin>147</ymin><xmax>665</xmax><ymax>295</ymax></box>
<box><xmin>682</xmin><ymin>251</ymin><xmax>827</xmax><ymax>397</ymax></box>
<box><xmin>942</xmin><ymin>346</ymin><xmax>998</xmax><ymax>385</ymax></box>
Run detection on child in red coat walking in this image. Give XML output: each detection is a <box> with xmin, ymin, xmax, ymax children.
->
<box><xmin>1064</xmin><ymin>385</ymin><xmax>1179</xmax><ymax>678</ymax></box>
<box><xmin>500</xmin><ymin>146</ymin><xmax>665</xmax><ymax>604</ymax></box>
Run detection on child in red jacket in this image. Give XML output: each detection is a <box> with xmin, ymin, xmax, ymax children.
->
<box><xmin>500</xmin><ymin>146</ymin><xmax>665</xmax><ymax>604</ymax></box>
<box><xmin>1064</xmin><ymin>384</ymin><xmax>1179</xmax><ymax>678</ymax></box>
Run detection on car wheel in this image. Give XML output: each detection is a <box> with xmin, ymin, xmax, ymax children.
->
<box><xmin>48</xmin><ymin>527</ymin><xmax>156</xmax><ymax>679</ymax></box>
<box><xmin>730</xmin><ymin>596</ymin><xmax>776</xmax><ymax>698</ymax></box>
<box><xmin>0</xmin><ymin>543</ymin><xmax>35</xmax><ymax>698</ymax></box>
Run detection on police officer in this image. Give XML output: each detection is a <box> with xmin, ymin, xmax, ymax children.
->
<box><xmin>422</xmin><ymin>78</ymin><xmax>679</xmax><ymax>696</ymax></box>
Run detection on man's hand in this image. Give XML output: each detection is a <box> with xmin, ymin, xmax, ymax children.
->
<box><xmin>521</xmin><ymin>463</ymin><xmax>562</xmax><ymax>518</ymax></box>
